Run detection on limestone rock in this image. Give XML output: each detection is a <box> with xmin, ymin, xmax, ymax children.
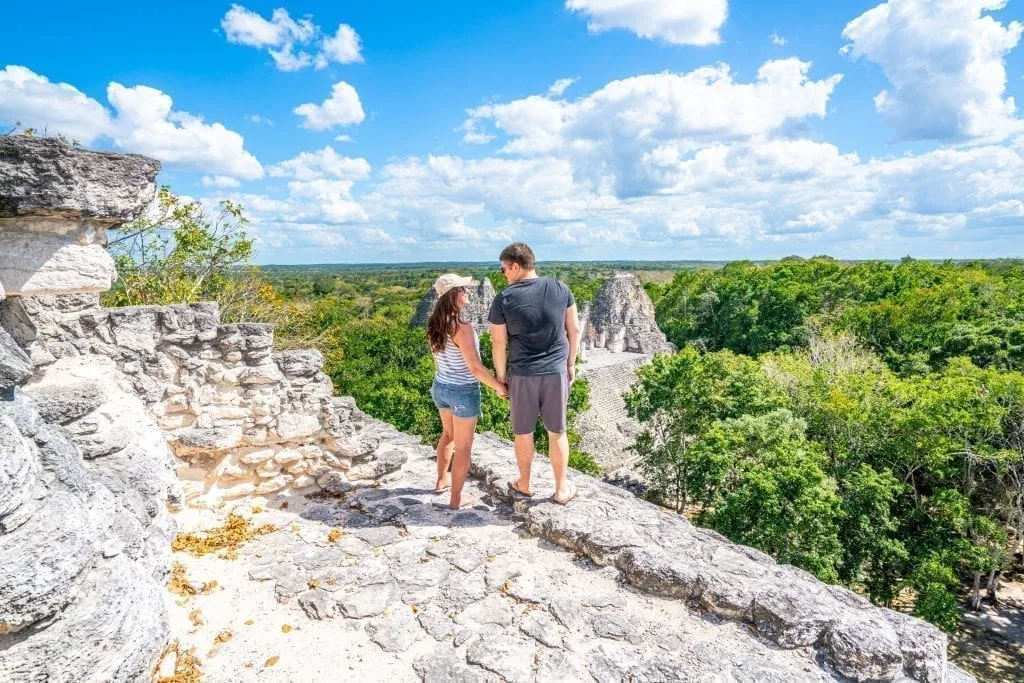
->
<box><xmin>0</xmin><ymin>232</ymin><xmax>116</xmax><ymax>296</ymax></box>
<box><xmin>0</xmin><ymin>325</ymin><xmax>32</xmax><ymax>390</ymax></box>
<box><xmin>411</xmin><ymin>278</ymin><xmax>495</xmax><ymax>334</ymax></box>
<box><xmin>581</xmin><ymin>272</ymin><xmax>673</xmax><ymax>354</ymax></box>
<box><xmin>0</xmin><ymin>136</ymin><xmax>159</xmax><ymax>226</ymax></box>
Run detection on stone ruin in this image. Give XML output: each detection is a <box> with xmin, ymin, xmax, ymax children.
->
<box><xmin>0</xmin><ymin>137</ymin><xmax>408</xmax><ymax>680</ymax></box>
<box><xmin>581</xmin><ymin>272</ymin><xmax>673</xmax><ymax>354</ymax></box>
<box><xmin>411</xmin><ymin>276</ymin><xmax>495</xmax><ymax>334</ymax></box>
<box><xmin>0</xmin><ymin>137</ymin><xmax>975</xmax><ymax>682</ymax></box>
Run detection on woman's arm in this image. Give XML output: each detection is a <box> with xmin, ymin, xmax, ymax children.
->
<box><xmin>454</xmin><ymin>323</ymin><xmax>506</xmax><ymax>394</ymax></box>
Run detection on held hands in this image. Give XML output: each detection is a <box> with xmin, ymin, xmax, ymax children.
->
<box><xmin>495</xmin><ymin>380</ymin><xmax>508</xmax><ymax>399</ymax></box>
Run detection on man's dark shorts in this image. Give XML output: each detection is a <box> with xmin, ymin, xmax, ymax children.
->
<box><xmin>509</xmin><ymin>372</ymin><xmax>568</xmax><ymax>435</ymax></box>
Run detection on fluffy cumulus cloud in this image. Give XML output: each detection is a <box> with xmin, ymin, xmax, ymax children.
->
<box><xmin>294</xmin><ymin>81</ymin><xmax>365</xmax><ymax>130</ymax></box>
<box><xmin>0</xmin><ymin>65</ymin><xmax>263</xmax><ymax>179</ymax></box>
<box><xmin>842</xmin><ymin>0</ymin><xmax>1023</xmax><ymax>141</ymax></box>
<box><xmin>221</xmin><ymin>5</ymin><xmax>363</xmax><ymax>71</ymax></box>
<box><xmin>201</xmin><ymin>175</ymin><xmax>242</xmax><ymax>188</ymax></box>
<box><xmin>337</xmin><ymin>55</ymin><xmax>1022</xmax><ymax>259</ymax></box>
<box><xmin>566</xmin><ymin>0</ymin><xmax>728</xmax><ymax>46</ymax></box>
<box><xmin>217</xmin><ymin>146</ymin><xmax>373</xmax><ymax>255</ymax></box>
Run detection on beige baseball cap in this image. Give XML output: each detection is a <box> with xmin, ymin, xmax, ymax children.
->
<box><xmin>433</xmin><ymin>273</ymin><xmax>474</xmax><ymax>297</ymax></box>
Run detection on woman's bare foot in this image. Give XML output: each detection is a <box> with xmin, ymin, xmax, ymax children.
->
<box><xmin>449</xmin><ymin>493</ymin><xmax>479</xmax><ymax>510</ymax></box>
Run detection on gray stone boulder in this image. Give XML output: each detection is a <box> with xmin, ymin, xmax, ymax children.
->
<box><xmin>0</xmin><ymin>136</ymin><xmax>160</xmax><ymax>227</ymax></box>
<box><xmin>0</xmin><ymin>137</ymin><xmax>160</xmax><ymax>298</ymax></box>
<box><xmin>0</xmin><ymin>355</ymin><xmax>176</xmax><ymax>681</ymax></box>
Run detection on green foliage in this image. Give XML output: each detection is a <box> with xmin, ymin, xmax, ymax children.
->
<box><xmin>104</xmin><ymin>187</ymin><xmax>277</xmax><ymax>322</ymax></box>
<box><xmin>655</xmin><ymin>257</ymin><xmax>1024</xmax><ymax>372</ymax></box>
<box><xmin>625</xmin><ymin>347</ymin><xmax>781</xmax><ymax>512</ymax></box>
<box><xmin>692</xmin><ymin>410</ymin><xmax>843</xmax><ymax>582</ymax></box>
<box><xmin>628</xmin><ymin>319</ymin><xmax>1024</xmax><ymax>630</ymax></box>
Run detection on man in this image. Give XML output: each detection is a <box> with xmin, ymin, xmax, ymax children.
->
<box><xmin>489</xmin><ymin>242</ymin><xmax>581</xmax><ymax>504</ymax></box>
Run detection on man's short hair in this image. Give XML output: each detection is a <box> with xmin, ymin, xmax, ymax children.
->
<box><xmin>499</xmin><ymin>242</ymin><xmax>536</xmax><ymax>270</ymax></box>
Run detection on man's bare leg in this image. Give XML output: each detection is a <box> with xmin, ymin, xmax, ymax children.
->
<box><xmin>549</xmin><ymin>430</ymin><xmax>572</xmax><ymax>500</ymax></box>
<box><xmin>513</xmin><ymin>433</ymin><xmax>535</xmax><ymax>494</ymax></box>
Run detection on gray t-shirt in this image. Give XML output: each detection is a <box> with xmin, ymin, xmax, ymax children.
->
<box><xmin>488</xmin><ymin>277</ymin><xmax>575</xmax><ymax>376</ymax></box>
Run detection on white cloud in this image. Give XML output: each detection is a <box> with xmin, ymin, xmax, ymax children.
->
<box><xmin>547</xmin><ymin>77</ymin><xmax>579</xmax><ymax>96</ymax></box>
<box><xmin>334</xmin><ymin>134</ymin><xmax>354</xmax><ymax>143</ymax></box>
<box><xmin>344</xmin><ymin>62</ymin><xmax>1024</xmax><ymax>259</ymax></box>
<box><xmin>221</xmin><ymin>5</ymin><xmax>316</xmax><ymax>47</ymax></box>
<box><xmin>566</xmin><ymin>0</ymin><xmax>728</xmax><ymax>46</ymax></box>
<box><xmin>247</xmin><ymin>114</ymin><xmax>273</xmax><ymax>126</ymax></box>
<box><xmin>0</xmin><ymin>65</ymin><xmax>111</xmax><ymax>142</ymax></box>
<box><xmin>220</xmin><ymin>5</ymin><xmax>364</xmax><ymax>72</ymax></box>
<box><xmin>201</xmin><ymin>175</ymin><xmax>242</xmax><ymax>188</ymax></box>
<box><xmin>317</xmin><ymin>24</ymin><xmax>364</xmax><ymax>67</ymax></box>
<box><xmin>294</xmin><ymin>81</ymin><xmax>365</xmax><ymax>130</ymax></box>
<box><xmin>0</xmin><ymin>65</ymin><xmax>263</xmax><ymax>179</ymax></box>
<box><xmin>842</xmin><ymin>0</ymin><xmax>1024</xmax><ymax>141</ymax></box>
<box><xmin>221</xmin><ymin>5</ymin><xmax>317</xmax><ymax>72</ymax></box>
<box><xmin>268</xmin><ymin>146</ymin><xmax>371</xmax><ymax>180</ymax></box>
<box><xmin>771</xmin><ymin>32</ymin><xmax>786</xmax><ymax>46</ymax></box>
<box><xmin>464</xmin><ymin>59</ymin><xmax>843</xmax><ymax>195</ymax></box>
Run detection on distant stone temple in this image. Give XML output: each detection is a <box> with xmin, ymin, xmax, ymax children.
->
<box><xmin>581</xmin><ymin>272</ymin><xmax>674</xmax><ymax>355</ymax></box>
<box><xmin>411</xmin><ymin>277</ymin><xmax>495</xmax><ymax>334</ymax></box>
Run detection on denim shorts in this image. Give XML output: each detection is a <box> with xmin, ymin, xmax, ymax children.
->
<box><xmin>430</xmin><ymin>380</ymin><xmax>482</xmax><ymax>419</ymax></box>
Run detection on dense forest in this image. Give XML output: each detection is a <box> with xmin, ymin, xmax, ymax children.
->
<box><xmin>104</xmin><ymin>192</ymin><xmax>1023</xmax><ymax>657</ymax></box>
<box><xmin>632</xmin><ymin>257</ymin><xmax>1024</xmax><ymax>635</ymax></box>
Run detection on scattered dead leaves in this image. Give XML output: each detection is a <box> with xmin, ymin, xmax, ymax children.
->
<box><xmin>280</xmin><ymin>501</ymin><xmax>289</xmax><ymax>510</ymax></box>
<box><xmin>244</xmin><ymin>619</ymin><xmax>254</xmax><ymax>626</ymax></box>
<box><xmin>265</xmin><ymin>656</ymin><xmax>280</xmax><ymax>667</ymax></box>
<box><xmin>307</xmin><ymin>579</ymin><xmax>320</xmax><ymax>590</ymax></box>
<box><xmin>187</xmin><ymin>609</ymin><xmax>204</xmax><ymax>627</ymax></box>
<box><xmin>154</xmin><ymin>640</ymin><xmax>202</xmax><ymax>683</ymax></box>
<box><xmin>213</xmin><ymin>630</ymin><xmax>233</xmax><ymax>645</ymax></box>
<box><xmin>281</xmin><ymin>624</ymin><xmax>292</xmax><ymax>633</ymax></box>
<box><xmin>168</xmin><ymin>562</ymin><xmax>218</xmax><ymax>597</ymax></box>
<box><xmin>172</xmin><ymin>514</ymin><xmax>276</xmax><ymax>558</ymax></box>
<box><xmin>327</xmin><ymin>528</ymin><xmax>343</xmax><ymax>543</ymax></box>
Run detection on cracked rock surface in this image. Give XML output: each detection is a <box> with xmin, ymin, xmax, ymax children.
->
<box><xmin>164</xmin><ymin>443</ymin><xmax>889</xmax><ymax>683</ymax></box>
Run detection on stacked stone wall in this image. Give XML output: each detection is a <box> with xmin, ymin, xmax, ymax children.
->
<box><xmin>1</xmin><ymin>293</ymin><xmax>410</xmax><ymax>507</ymax></box>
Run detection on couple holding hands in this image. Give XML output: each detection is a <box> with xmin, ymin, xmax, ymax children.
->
<box><xmin>426</xmin><ymin>242</ymin><xmax>581</xmax><ymax>510</ymax></box>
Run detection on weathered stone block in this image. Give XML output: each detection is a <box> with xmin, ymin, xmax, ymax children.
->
<box><xmin>0</xmin><ymin>233</ymin><xmax>115</xmax><ymax>296</ymax></box>
<box><xmin>0</xmin><ymin>137</ymin><xmax>159</xmax><ymax>225</ymax></box>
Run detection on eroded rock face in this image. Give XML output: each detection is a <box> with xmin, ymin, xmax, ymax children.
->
<box><xmin>0</xmin><ymin>324</ymin><xmax>176</xmax><ymax>681</ymax></box>
<box><xmin>412</xmin><ymin>278</ymin><xmax>496</xmax><ymax>334</ymax></box>
<box><xmin>1</xmin><ymin>294</ymin><xmax>408</xmax><ymax>507</ymax></box>
<box><xmin>0</xmin><ymin>137</ymin><xmax>160</xmax><ymax>297</ymax></box>
<box><xmin>0</xmin><ymin>136</ymin><xmax>160</xmax><ymax>227</ymax></box>
<box><xmin>582</xmin><ymin>272</ymin><xmax>673</xmax><ymax>354</ymax></box>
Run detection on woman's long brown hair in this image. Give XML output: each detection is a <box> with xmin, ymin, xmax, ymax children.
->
<box><xmin>427</xmin><ymin>289</ymin><xmax>463</xmax><ymax>353</ymax></box>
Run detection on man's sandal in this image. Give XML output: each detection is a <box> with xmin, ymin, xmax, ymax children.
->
<box><xmin>508</xmin><ymin>479</ymin><xmax>534</xmax><ymax>497</ymax></box>
<box><xmin>553</xmin><ymin>481</ymin><xmax>578</xmax><ymax>505</ymax></box>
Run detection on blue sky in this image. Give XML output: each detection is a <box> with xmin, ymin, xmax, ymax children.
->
<box><xmin>2</xmin><ymin>0</ymin><xmax>1023</xmax><ymax>264</ymax></box>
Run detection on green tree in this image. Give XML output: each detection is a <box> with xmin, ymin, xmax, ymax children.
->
<box><xmin>104</xmin><ymin>187</ymin><xmax>276</xmax><ymax>322</ymax></box>
<box><xmin>625</xmin><ymin>347</ymin><xmax>781</xmax><ymax>512</ymax></box>
<box><xmin>689</xmin><ymin>410</ymin><xmax>844</xmax><ymax>582</ymax></box>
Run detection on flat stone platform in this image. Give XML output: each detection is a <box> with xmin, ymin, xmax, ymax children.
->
<box><xmin>165</xmin><ymin>436</ymin><xmax>971</xmax><ymax>682</ymax></box>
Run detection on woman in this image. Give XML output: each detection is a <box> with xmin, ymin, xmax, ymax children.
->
<box><xmin>427</xmin><ymin>273</ymin><xmax>507</xmax><ymax>509</ymax></box>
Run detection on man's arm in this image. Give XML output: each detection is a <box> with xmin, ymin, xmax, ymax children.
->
<box><xmin>565</xmin><ymin>303</ymin><xmax>580</xmax><ymax>383</ymax></box>
<box><xmin>491</xmin><ymin>323</ymin><xmax>509</xmax><ymax>382</ymax></box>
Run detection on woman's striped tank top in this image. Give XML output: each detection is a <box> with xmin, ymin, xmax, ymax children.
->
<box><xmin>433</xmin><ymin>329</ymin><xmax>479</xmax><ymax>385</ymax></box>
